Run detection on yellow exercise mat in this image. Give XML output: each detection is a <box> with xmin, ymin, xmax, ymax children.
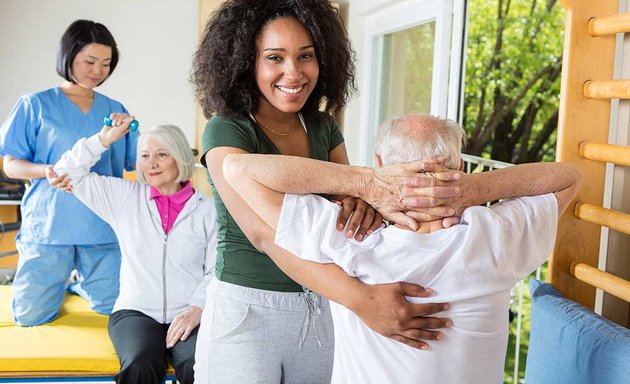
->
<box><xmin>0</xmin><ymin>285</ymin><xmax>120</xmax><ymax>374</ymax></box>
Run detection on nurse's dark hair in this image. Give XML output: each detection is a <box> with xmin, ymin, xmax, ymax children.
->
<box><xmin>192</xmin><ymin>0</ymin><xmax>356</xmax><ymax>119</ymax></box>
<box><xmin>56</xmin><ymin>20</ymin><xmax>119</xmax><ymax>85</ymax></box>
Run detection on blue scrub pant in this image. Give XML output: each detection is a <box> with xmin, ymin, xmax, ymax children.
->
<box><xmin>11</xmin><ymin>241</ymin><xmax>121</xmax><ymax>326</ymax></box>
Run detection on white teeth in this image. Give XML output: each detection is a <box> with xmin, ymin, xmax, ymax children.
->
<box><xmin>277</xmin><ymin>85</ymin><xmax>303</xmax><ymax>94</ymax></box>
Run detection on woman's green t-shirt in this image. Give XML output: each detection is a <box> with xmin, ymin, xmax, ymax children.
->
<box><xmin>201</xmin><ymin>113</ymin><xmax>345</xmax><ymax>292</ymax></box>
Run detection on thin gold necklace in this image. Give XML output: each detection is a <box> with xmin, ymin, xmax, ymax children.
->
<box><xmin>256</xmin><ymin>115</ymin><xmax>298</xmax><ymax>136</ymax></box>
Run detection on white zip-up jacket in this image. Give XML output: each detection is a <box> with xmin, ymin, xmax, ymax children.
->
<box><xmin>54</xmin><ymin>134</ymin><xmax>217</xmax><ymax>323</ymax></box>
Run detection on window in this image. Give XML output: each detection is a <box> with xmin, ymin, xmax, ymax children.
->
<box><xmin>361</xmin><ymin>0</ymin><xmax>465</xmax><ymax>164</ymax></box>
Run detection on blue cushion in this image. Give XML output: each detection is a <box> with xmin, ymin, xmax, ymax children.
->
<box><xmin>525</xmin><ymin>279</ymin><xmax>630</xmax><ymax>384</ymax></box>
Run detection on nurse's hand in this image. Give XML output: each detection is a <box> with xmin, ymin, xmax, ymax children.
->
<box><xmin>352</xmin><ymin>282</ymin><xmax>452</xmax><ymax>350</ymax></box>
<box><xmin>98</xmin><ymin>113</ymin><xmax>135</xmax><ymax>148</ymax></box>
<box><xmin>46</xmin><ymin>166</ymin><xmax>72</xmax><ymax>192</ymax></box>
<box><xmin>166</xmin><ymin>305</ymin><xmax>202</xmax><ymax>349</ymax></box>
<box><xmin>333</xmin><ymin>196</ymin><xmax>383</xmax><ymax>241</ymax></box>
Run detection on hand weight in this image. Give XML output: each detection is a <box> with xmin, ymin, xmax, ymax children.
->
<box><xmin>104</xmin><ymin>117</ymin><xmax>139</xmax><ymax>131</ymax></box>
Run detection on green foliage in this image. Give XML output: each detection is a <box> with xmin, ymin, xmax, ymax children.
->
<box><xmin>464</xmin><ymin>0</ymin><xmax>565</xmax><ymax>163</ymax></box>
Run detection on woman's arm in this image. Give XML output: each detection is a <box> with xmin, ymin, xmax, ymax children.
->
<box><xmin>328</xmin><ymin>143</ymin><xmax>383</xmax><ymax>240</ymax></box>
<box><xmin>206</xmin><ymin>147</ymin><xmax>450</xmax><ymax>349</ymax></box>
<box><xmin>3</xmin><ymin>155</ymin><xmax>49</xmax><ymax>180</ymax></box>
<box><xmin>189</xmin><ymin>207</ymin><xmax>219</xmax><ymax>310</ymax></box>
<box><xmin>51</xmin><ymin>116</ymin><xmax>136</xmax><ymax>224</ymax></box>
<box><xmin>167</xmin><ymin>199</ymin><xmax>219</xmax><ymax>348</ymax></box>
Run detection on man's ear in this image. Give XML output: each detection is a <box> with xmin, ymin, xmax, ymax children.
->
<box><xmin>375</xmin><ymin>153</ymin><xmax>383</xmax><ymax>167</ymax></box>
<box><xmin>459</xmin><ymin>158</ymin><xmax>465</xmax><ymax>171</ymax></box>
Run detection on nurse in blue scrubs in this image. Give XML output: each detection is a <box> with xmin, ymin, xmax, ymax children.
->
<box><xmin>0</xmin><ymin>20</ymin><xmax>138</xmax><ymax>326</ymax></box>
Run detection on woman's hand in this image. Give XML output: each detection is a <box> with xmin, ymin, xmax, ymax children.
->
<box><xmin>45</xmin><ymin>167</ymin><xmax>72</xmax><ymax>192</ymax></box>
<box><xmin>98</xmin><ymin>113</ymin><xmax>135</xmax><ymax>148</ymax></box>
<box><xmin>350</xmin><ymin>282</ymin><xmax>452</xmax><ymax>350</ymax></box>
<box><xmin>364</xmin><ymin>160</ymin><xmax>463</xmax><ymax>230</ymax></box>
<box><xmin>333</xmin><ymin>196</ymin><xmax>383</xmax><ymax>241</ymax></box>
<box><xmin>165</xmin><ymin>305</ymin><xmax>202</xmax><ymax>348</ymax></box>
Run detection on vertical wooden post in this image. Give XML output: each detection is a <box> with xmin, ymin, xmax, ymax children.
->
<box><xmin>552</xmin><ymin>0</ymin><xmax>618</xmax><ymax>309</ymax></box>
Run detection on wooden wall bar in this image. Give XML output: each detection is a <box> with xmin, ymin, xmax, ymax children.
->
<box><xmin>583</xmin><ymin>79</ymin><xmax>630</xmax><ymax>99</ymax></box>
<box><xmin>579</xmin><ymin>141</ymin><xmax>630</xmax><ymax>167</ymax></box>
<box><xmin>575</xmin><ymin>202</ymin><xmax>630</xmax><ymax>236</ymax></box>
<box><xmin>588</xmin><ymin>12</ymin><xmax>630</xmax><ymax>36</ymax></box>
<box><xmin>553</xmin><ymin>0</ymin><xmax>618</xmax><ymax>309</ymax></box>
<box><xmin>571</xmin><ymin>262</ymin><xmax>630</xmax><ymax>302</ymax></box>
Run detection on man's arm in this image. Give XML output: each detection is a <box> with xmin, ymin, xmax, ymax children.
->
<box><xmin>224</xmin><ymin>154</ymin><xmax>583</xmax><ymax>228</ymax></box>
<box><xmin>455</xmin><ymin>162</ymin><xmax>583</xmax><ymax>215</ymax></box>
<box><xmin>223</xmin><ymin>154</ymin><xmax>460</xmax><ymax>228</ymax></box>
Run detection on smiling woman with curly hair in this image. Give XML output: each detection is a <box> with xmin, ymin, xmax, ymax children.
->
<box><xmin>192</xmin><ymin>0</ymin><xmax>355</xmax><ymax>119</ymax></box>
<box><xmin>191</xmin><ymin>1</ymin><xmax>451</xmax><ymax>383</ymax></box>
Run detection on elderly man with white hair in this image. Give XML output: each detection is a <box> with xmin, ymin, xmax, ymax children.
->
<box><xmin>222</xmin><ymin>113</ymin><xmax>582</xmax><ymax>384</ymax></box>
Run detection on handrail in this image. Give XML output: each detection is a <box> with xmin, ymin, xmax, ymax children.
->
<box><xmin>587</xmin><ymin>12</ymin><xmax>630</xmax><ymax>36</ymax></box>
<box><xmin>570</xmin><ymin>262</ymin><xmax>630</xmax><ymax>302</ymax></box>
<box><xmin>574</xmin><ymin>202</ymin><xmax>630</xmax><ymax>236</ymax></box>
<box><xmin>460</xmin><ymin>153</ymin><xmax>513</xmax><ymax>173</ymax></box>
<box><xmin>579</xmin><ymin>141</ymin><xmax>630</xmax><ymax>167</ymax></box>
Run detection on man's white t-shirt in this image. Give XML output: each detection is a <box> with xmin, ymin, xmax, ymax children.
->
<box><xmin>275</xmin><ymin>193</ymin><xmax>558</xmax><ymax>384</ymax></box>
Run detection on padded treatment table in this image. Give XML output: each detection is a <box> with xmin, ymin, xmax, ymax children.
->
<box><xmin>0</xmin><ymin>285</ymin><xmax>175</xmax><ymax>382</ymax></box>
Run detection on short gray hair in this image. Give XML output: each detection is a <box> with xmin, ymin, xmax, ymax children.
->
<box><xmin>136</xmin><ymin>124</ymin><xmax>195</xmax><ymax>184</ymax></box>
<box><xmin>374</xmin><ymin>113</ymin><xmax>466</xmax><ymax>169</ymax></box>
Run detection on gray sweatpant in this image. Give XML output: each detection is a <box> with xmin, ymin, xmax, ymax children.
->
<box><xmin>194</xmin><ymin>279</ymin><xmax>334</xmax><ymax>384</ymax></box>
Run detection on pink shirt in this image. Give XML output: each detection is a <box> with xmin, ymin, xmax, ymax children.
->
<box><xmin>149</xmin><ymin>181</ymin><xmax>195</xmax><ymax>234</ymax></box>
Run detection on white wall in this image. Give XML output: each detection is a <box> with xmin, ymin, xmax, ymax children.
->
<box><xmin>0</xmin><ymin>0</ymin><xmax>198</xmax><ymax>145</ymax></box>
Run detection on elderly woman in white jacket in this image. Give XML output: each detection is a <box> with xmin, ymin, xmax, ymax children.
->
<box><xmin>51</xmin><ymin>114</ymin><xmax>217</xmax><ymax>384</ymax></box>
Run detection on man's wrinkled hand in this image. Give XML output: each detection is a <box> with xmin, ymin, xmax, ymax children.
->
<box><xmin>362</xmin><ymin>160</ymin><xmax>462</xmax><ymax>230</ymax></box>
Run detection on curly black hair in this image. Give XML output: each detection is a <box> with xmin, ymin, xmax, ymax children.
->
<box><xmin>192</xmin><ymin>0</ymin><xmax>356</xmax><ymax>119</ymax></box>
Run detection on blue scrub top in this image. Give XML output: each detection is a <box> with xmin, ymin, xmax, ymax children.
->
<box><xmin>0</xmin><ymin>86</ymin><xmax>138</xmax><ymax>245</ymax></box>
